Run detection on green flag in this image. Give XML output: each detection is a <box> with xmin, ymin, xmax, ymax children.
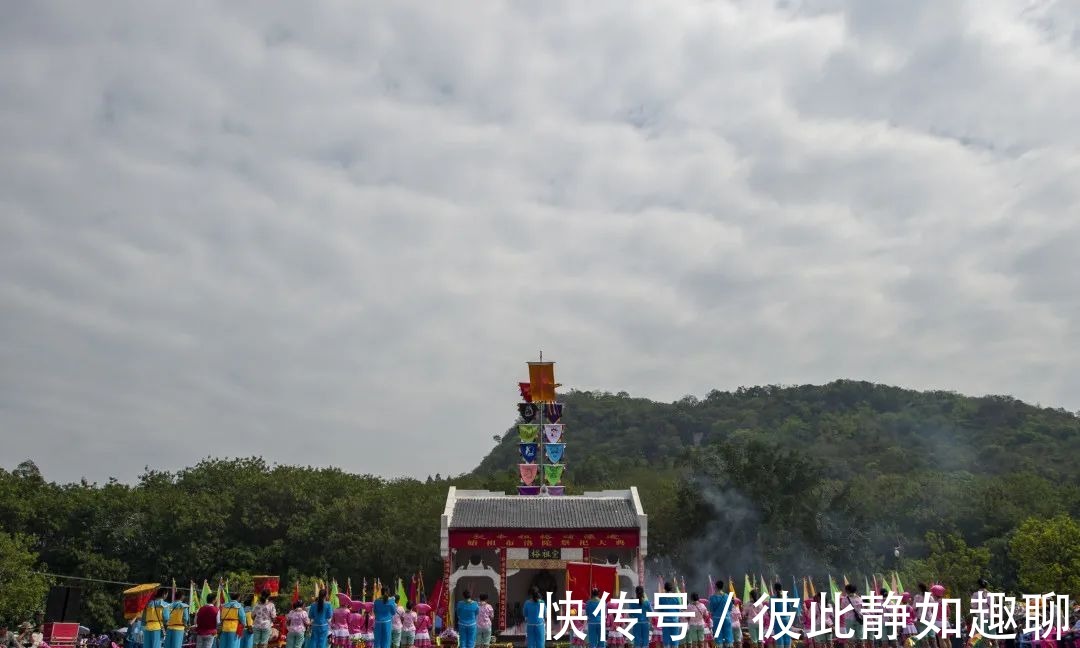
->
<box><xmin>330</xmin><ymin>579</ymin><xmax>340</xmax><ymax>607</ymax></box>
<box><xmin>223</xmin><ymin>580</ymin><xmax>231</xmax><ymax>603</ymax></box>
<box><xmin>743</xmin><ymin>575</ymin><xmax>752</xmax><ymax>604</ymax></box>
<box><xmin>895</xmin><ymin>572</ymin><xmax>904</xmax><ymax>594</ymax></box>
<box><xmin>201</xmin><ymin>581</ymin><xmax>212</xmax><ymax>606</ymax></box>
<box><xmin>865</xmin><ymin>576</ymin><xmax>871</xmax><ymax>596</ymax></box>
<box><xmin>190</xmin><ymin>581</ymin><xmax>198</xmax><ymax>610</ymax></box>
<box><xmin>828</xmin><ymin>575</ymin><xmax>838</xmax><ymax>596</ymax></box>
<box><xmin>396</xmin><ymin>578</ymin><xmax>408</xmax><ymax>607</ymax></box>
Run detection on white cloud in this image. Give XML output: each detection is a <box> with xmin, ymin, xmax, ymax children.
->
<box><xmin>1</xmin><ymin>0</ymin><xmax>1079</xmax><ymax>483</ymax></box>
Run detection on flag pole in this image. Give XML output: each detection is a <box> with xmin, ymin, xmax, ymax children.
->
<box><xmin>538</xmin><ymin>351</ymin><xmax>545</xmax><ymax>497</ymax></box>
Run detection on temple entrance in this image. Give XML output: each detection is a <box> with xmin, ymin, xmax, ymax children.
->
<box><xmin>440</xmin><ymin>487</ymin><xmax>647</xmax><ymax>640</ymax></box>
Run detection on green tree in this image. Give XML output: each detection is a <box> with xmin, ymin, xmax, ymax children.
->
<box><xmin>1010</xmin><ymin>515</ymin><xmax>1080</xmax><ymax>597</ymax></box>
<box><xmin>901</xmin><ymin>532</ymin><xmax>990</xmax><ymax>602</ymax></box>
<box><xmin>0</xmin><ymin>532</ymin><xmax>51</xmax><ymax>625</ymax></box>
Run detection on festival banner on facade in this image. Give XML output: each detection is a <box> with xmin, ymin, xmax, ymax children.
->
<box><xmin>565</xmin><ymin>562</ymin><xmax>617</xmax><ymax>603</ymax></box>
<box><xmin>544</xmin><ymin>443</ymin><xmax>565</xmax><ymax>463</ymax></box>
<box><xmin>123</xmin><ymin>583</ymin><xmax>160</xmax><ymax>621</ymax></box>
<box><xmin>449</xmin><ymin>530</ymin><xmax>638</xmax><ymax>549</ymax></box>
<box><xmin>518</xmin><ymin>424</ymin><xmax>539</xmax><ymax>443</ymax></box>
<box><xmin>518</xmin><ymin>463</ymin><xmax>539</xmax><ymax>485</ymax></box>
<box><xmin>544</xmin><ymin>403</ymin><xmax>563</xmax><ymax>423</ymax></box>
<box><xmin>519</xmin><ymin>443</ymin><xmax>538</xmax><ymax>463</ymax></box>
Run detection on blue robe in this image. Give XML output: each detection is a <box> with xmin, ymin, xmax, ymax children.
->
<box><xmin>585</xmin><ymin>599</ymin><xmax>604</xmax><ymax>648</ymax></box>
<box><xmin>632</xmin><ymin>599</ymin><xmax>652</xmax><ymax>648</ymax></box>
<box><xmin>771</xmin><ymin>599</ymin><xmax>796</xmax><ymax>647</ymax></box>
<box><xmin>218</xmin><ymin>632</ymin><xmax>239</xmax><ymax>648</ymax></box>
<box><xmin>456</xmin><ymin>600</ymin><xmax>479</xmax><ymax>648</ymax></box>
<box><xmin>241</xmin><ymin>608</ymin><xmax>254</xmax><ymax>648</ymax></box>
<box><xmin>373</xmin><ymin>599</ymin><xmax>397</xmax><ymax>648</ymax></box>
<box><xmin>708</xmin><ymin>594</ymin><xmax>733</xmax><ymax>644</ymax></box>
<box><xmin>129</xmin><ymin>619</ymin><xmax>145</xmax><ymax>648</ymax></box>
<box><xmin>523</xmin><ymin>599</ymin><xmax>545</xmax><ymax>648</ymax></box>
<box><xmin>309</xmin><ymin>602</ymin><xmax>335</xmax><ymax>648</ymax></box>
<box><xmin>661</xmin><ymin>599</ymin><xmax>679</xmax><ymax>647</ymax></box>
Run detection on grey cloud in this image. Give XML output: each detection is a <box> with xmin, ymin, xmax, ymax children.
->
<box><xmin>2</xmin><ymin>0</ymin><xmax>1079</xmax><ymax>483</ymax></box>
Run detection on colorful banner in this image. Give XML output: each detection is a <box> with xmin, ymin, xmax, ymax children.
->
<box><xmin>123</xmin><ymin>583</ymin><xmax>160</xmax><ymax>621</ymax></box>
<box><xmin>518</xmin><ymin>463</ymin><xmax>539</xmax><ymax>485</ymax></box>
<box><xmin>527</xmin><ymin>362</ymin><xmax>558</xmax><ymax>403</ymax></box>
<box><xmin>519</xmin><ymin>443</ymin><xmax>538</xmax><ymax>463</ymax></box>
<box><xmin>544</xmin><ymin>403</ymin><xmax>563</xmax><ymax>423</ymax></box>
<box><xmin>544</xmin><ymin>443</ymin><xmax>565</xmax><ymax>463</ymax></box>
<box><xmin>518</xmin><ymin>424</ymin><xmax>539</xmax><ymax>443</ymax></box>
<box><xmin>517</xmin><ymin>403</ymin><xmax>539</xmax><ymax>423</ymax></box>
<box><xmin>542</xmin><ymin>424</ymin><xmax>564</xmax><ymax>443</ymax></box>
<box><xmin>449</xmin><ymin>530</ymin><xmax>639</xmax><ymax>549</ymax></box>
<box><xmin>544</xmin><ymin>463</ymin><xmax>565</xmax><ymax>485</ymax></box>
<box><xmin>518</xmin><ymin>382</ymin><xmax>532</xmax><ymax>403</ymax></box>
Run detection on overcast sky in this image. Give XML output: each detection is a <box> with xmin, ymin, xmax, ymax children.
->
<box><xmin>2</xmin><ymin>1</ymin><xmax>1079</xmax><ymax>484</ymax></box>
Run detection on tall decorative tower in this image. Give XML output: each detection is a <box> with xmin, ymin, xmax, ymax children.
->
<box><xmin>516</xmin><ymin>356</ymin><xmax>565</xmax><ymax>495</ymax></box>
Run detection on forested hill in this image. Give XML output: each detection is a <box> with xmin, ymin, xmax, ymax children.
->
<box><xmin>474</xmin><ymin>380</ymin><xmax>1080</xmax><ymax>601</ymax></box>
<box><xmin>475</xmin><ymin>380</ymin><xmax>1080</xmax><ymax>483</ymax></box>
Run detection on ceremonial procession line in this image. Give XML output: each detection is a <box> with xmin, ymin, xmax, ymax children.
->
<box><xmin>123</xmin><ymin>579</ymin><xmax>1078</xmax><ymax>648</ymax></box>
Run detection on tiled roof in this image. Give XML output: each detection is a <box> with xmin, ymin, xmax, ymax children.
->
<box><xmin>449</xmin><ymin>497</ymin><xmax>640</xmax><ymax>529</ymax></box>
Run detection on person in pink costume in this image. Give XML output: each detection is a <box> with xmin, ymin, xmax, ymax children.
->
<box><xmin>331</xmin><ymin>603</ymin><xmax>352</xmax><ymax>648</ymax></box>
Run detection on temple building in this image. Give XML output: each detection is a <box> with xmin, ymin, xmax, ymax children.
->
<box><xmin>440</xmin><ymin>487</ymin><xmax>648</xmax><ymax>636</ymax></box>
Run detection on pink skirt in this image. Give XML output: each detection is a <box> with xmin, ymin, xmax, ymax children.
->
<box><xmin>414</xmin><ymin>632</ymin><xmax>431</xmax><ymax>648</ymax></box>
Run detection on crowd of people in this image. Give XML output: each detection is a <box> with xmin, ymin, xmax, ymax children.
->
<box><xmin>126</xmin><ymin>579</ymin><xmax>1079</xmax><ymax>648</ymax></box>
<box><xmin>123</xmin><ymin>588</ymin><xmax>442</xmax><ymax>648</ymax></box>
<box><xmin>0</xmin><ymin>622</ymin><xmax>49</xmax><ymax>648</ymax></box>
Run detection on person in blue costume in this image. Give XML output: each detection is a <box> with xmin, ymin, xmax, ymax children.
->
<box><xmin>373</xmin><ymin>592</ymin><xmax>397</xmax><ymax>648</ymax></box>
<box><xmin>129</xmin><ymin>617</ymin><xmax>145</xmax><ymax>648</ymax></box>
<box><xmin>220</xmin><ymin>598</ymin><xmax>248</xmax><ymax>648</ymax></box>
<box><xmin>142</xmin><ymin>589</ymin><xmax>170</xmax><ymax>648</ymax></box>
<box><xmin>455</xmin><ymin>590</ymin><xmax>480</xmax><ymax>648</ymax></box>
<box><xmin>165</xmin><ymin>594</ymin><xmax>190</xmax><ymax>648</ymax></box>
<box><xmin>770</xmin><ymin>583</ymin><xmax>796</xmax><ymax>648</ymax></box>
<box><xmin>241</xmin><ymin>597</ymin><xmax>255</xmax><ymax>648</ymax></box>
<box><xmin>309</xmin><ymin>591</ymin><xmax>335</xmax><ymax>648</ymax></box>
<box><xmin>631</xmin><ymin>587</ymin><xmax>652</xmax><ymax>648</ymax></box>
<box><xmin>523</xmin><ymin>587</ymin><xmax>545</xmax><ymax>648</ymax></box>
<box><xmin>661</xmin><ymin>583</ymin><xmax>680</xmax><ymax>648</ymax></box>
<box><xmin>585</xmin><ymin>590</ymin><xmax>605</xmax><ymax>648</ymax></box>
<box><xmin>708</xmin><ymin>581</ymin><xmax>734</xmax><ymax>648</ymax></box>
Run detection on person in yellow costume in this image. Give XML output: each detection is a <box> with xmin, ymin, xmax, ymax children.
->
<box><xmin>142</xmin><ymin>589</ymin><xmax>170</xmax><ymax>648</ymax></box>
<box><xmin>166</xmin><ymin>593</ymin><xmax>190</xmax><ymax>648</ymax></box>
<box><xmin>220</xmin><ymin>598</ymin><xmax>248</xmax><ymax>648</ymax></box>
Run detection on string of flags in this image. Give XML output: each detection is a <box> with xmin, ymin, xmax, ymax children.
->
<box><xmin>518</xmin><ymin>360</ymin><xmax>565</xmax><ymax>495</ymax></box>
